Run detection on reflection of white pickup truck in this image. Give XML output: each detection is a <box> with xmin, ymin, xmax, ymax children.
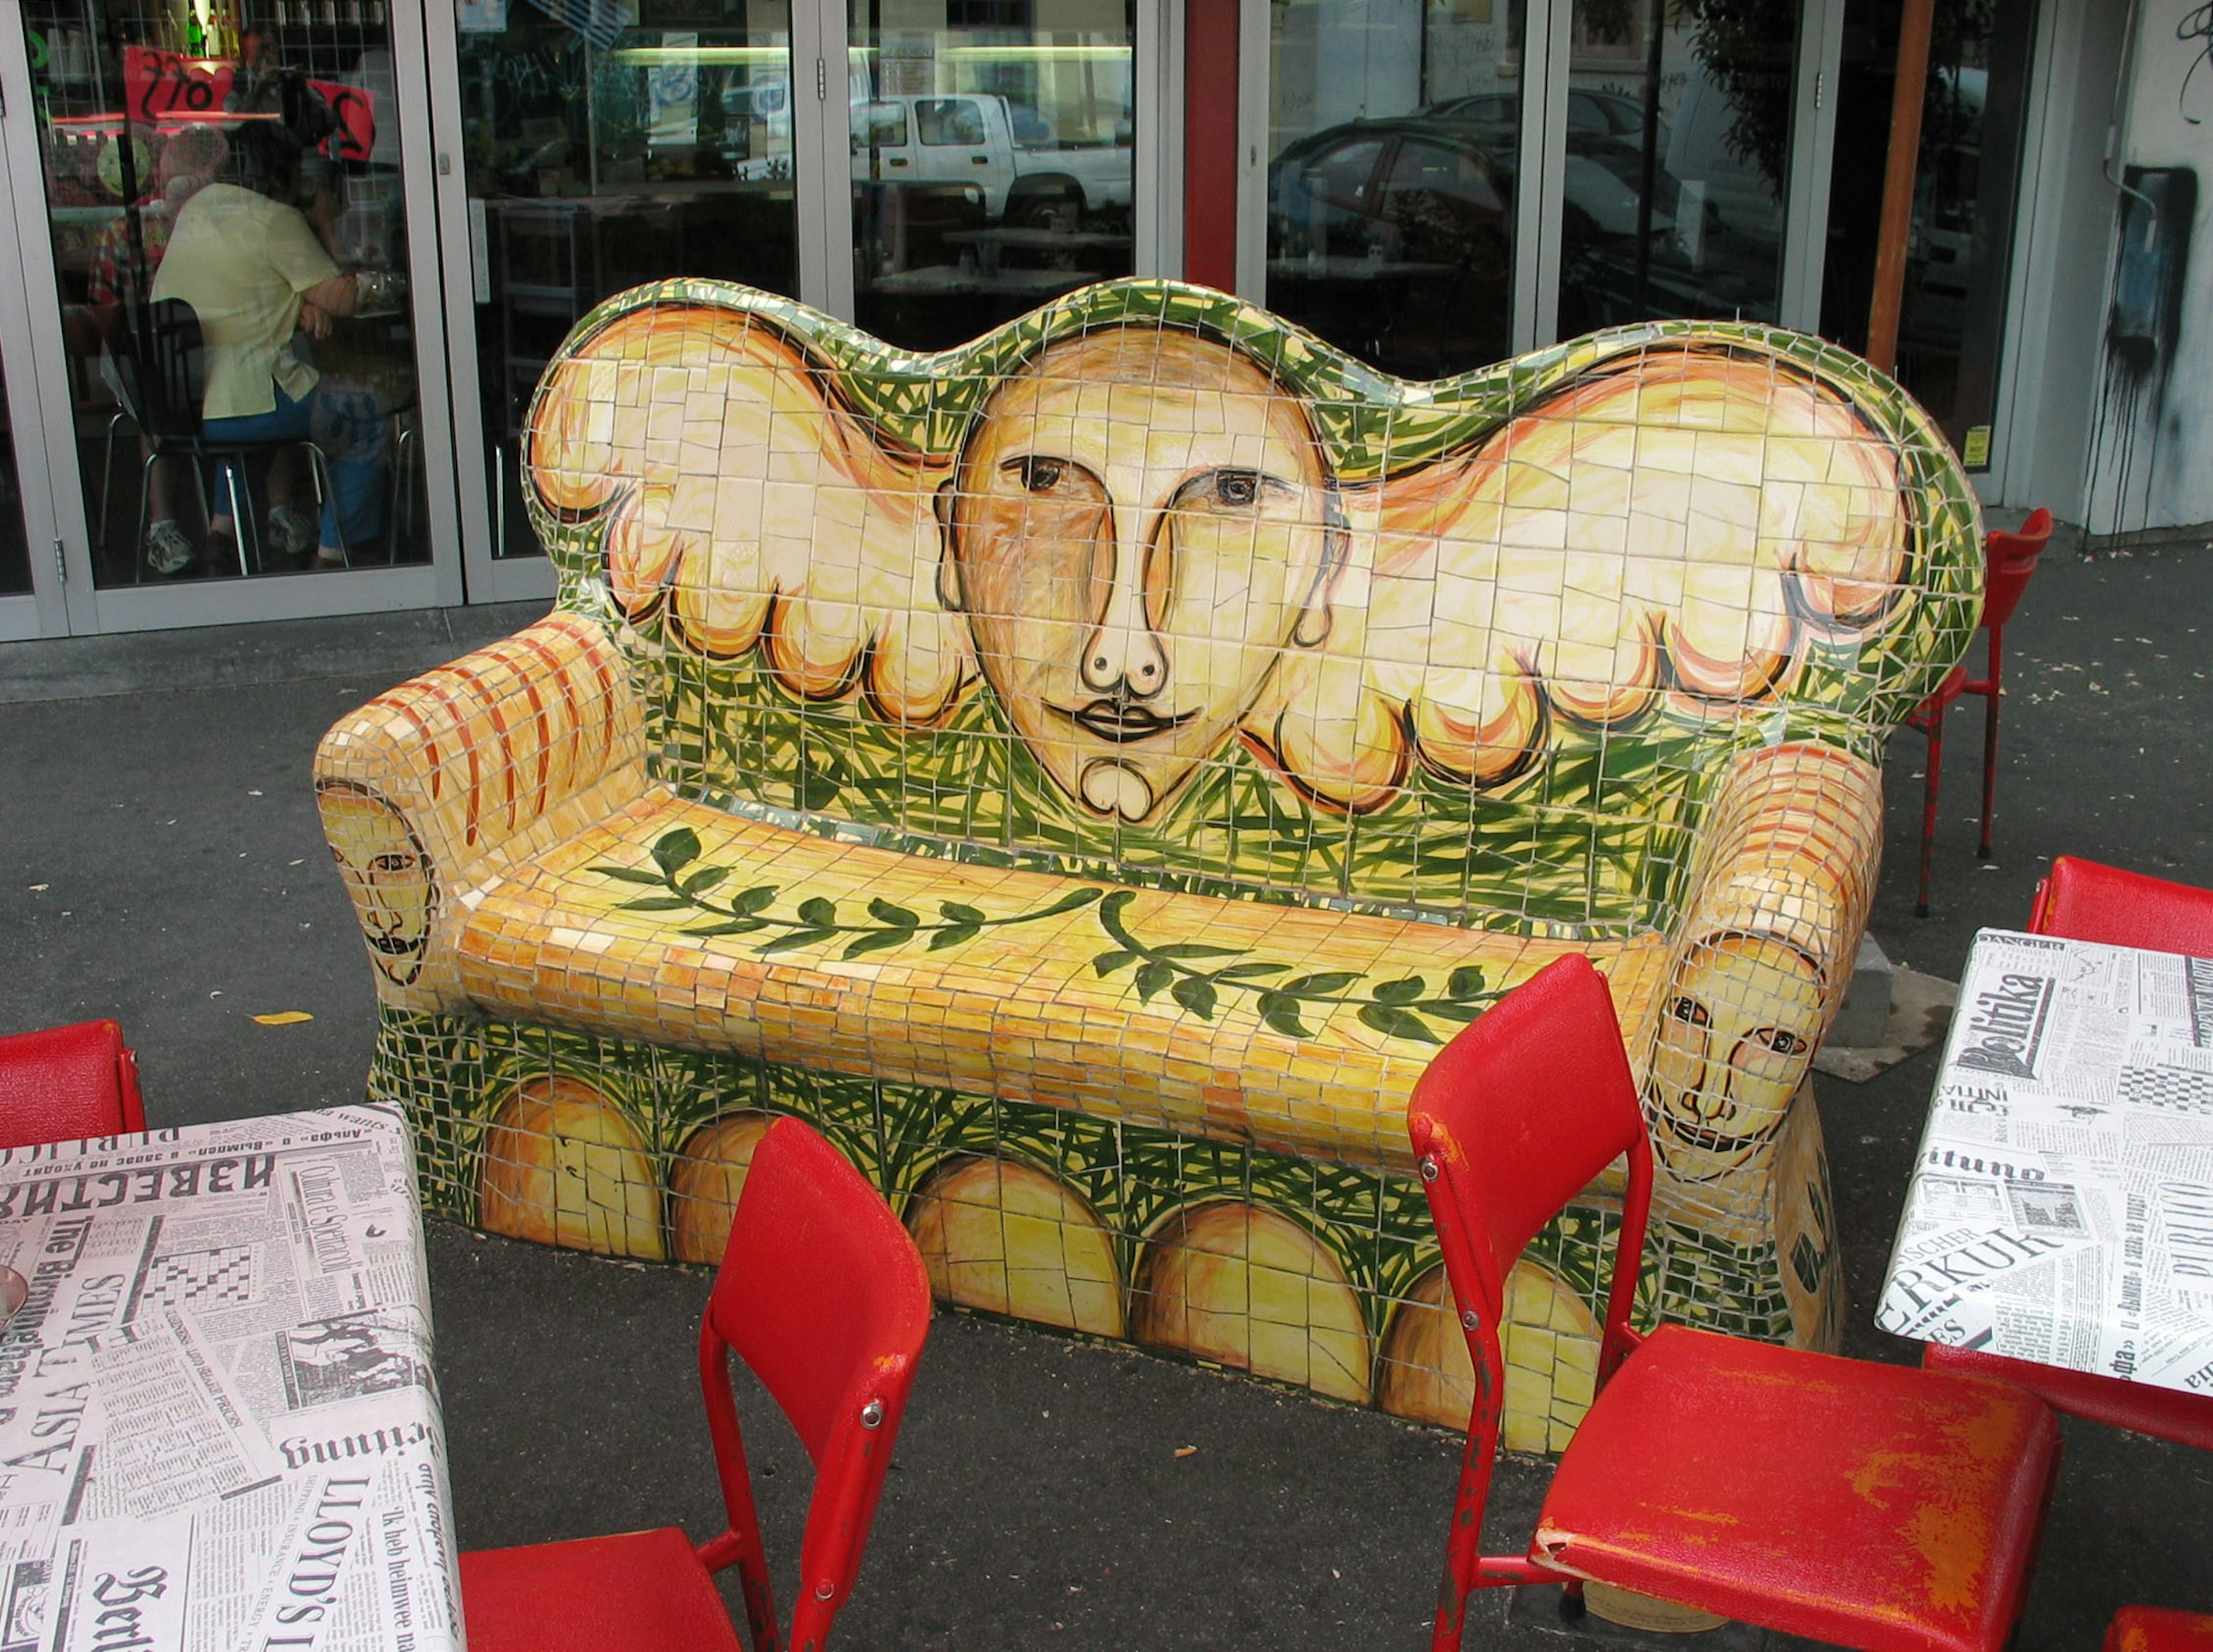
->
<box><xmin>851</xmin><ymin>93</ymin><xmax>1132</xmax><ymax>224</ymax></box>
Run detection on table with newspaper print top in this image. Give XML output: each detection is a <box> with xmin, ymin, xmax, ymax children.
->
<box><xmin>0</xmin><ymin>1106</ymin><xmax>461</xmax><ymax>1652</ymax></box>
<box><xmin>1881</xmin><ymin>929</ymin><xmax>2213</xmax><ymax>1397</ymax></box>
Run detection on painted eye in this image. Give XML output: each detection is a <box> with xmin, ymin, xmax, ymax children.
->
<box><xmin>1759</xmin><ymin>1029</ymin><xmax>1811</xmax><ymax>1057</ymax></box>
<box><xmin>1008</xmin><ymin>457</ymin><xmax>1066</xmax><ymax>493</ymax></box>
<box><xmin>369</xmin><ymin>853</ymin><xmax>418</xmax><ymax>874</ymax></box>
<box><xmin>1211</xmin><ymin>470</ymin><xmax>1261</xmax><ymax>508</ymax></box>
<box><xmin>1669</xmin><ymin>996</ymin><xmax>1711</xmax><ymax>1027</ymax></box>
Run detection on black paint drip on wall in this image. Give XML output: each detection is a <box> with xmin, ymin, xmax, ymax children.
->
<box><xmin>2089</xmin><ymin>164</ymin><xmax>2196</xmax><ymax>542</ymax></box>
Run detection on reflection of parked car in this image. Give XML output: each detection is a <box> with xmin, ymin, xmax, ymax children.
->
<box><xmin>1270</xmin><ymin>110</ymin><xmax>1775</xmax><ymax>368</ymax></box>
<box><xmin>848</xmin><ymin>93</ymin><xmax>1131</xmax><ymax>225</ymax></box>
<box><xmin>1266</xmin><ymin>118</ymin><xmax>1515</xmax><ymax>377</ymax></box>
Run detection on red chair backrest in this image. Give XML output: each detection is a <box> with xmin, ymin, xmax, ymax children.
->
<box><xmin>2030</xmin><ymin>856</ymin><xmax>2213</xmax><ymax>958</ymax></box>
<box><xmin>698</xmin><ymin>1117</ymin><xmax>930</xmax><ymax>1646</ymax></box>
<box><xmin>1407</xmin><ymin>955</ymin><xmax>1652</xmax><ymax>1383</ymax></box>
<box><xmin>1981</xmin><ymin>506</ymin><xmax>2052</xmax><ymax>631</ymax></box>
<box><xmin>0</xmin><ymin>1020</ymin><xmax>148</xmax><ymax>1148</ymax></box>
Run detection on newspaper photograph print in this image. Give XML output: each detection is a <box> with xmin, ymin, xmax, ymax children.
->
<box><xmin>0</xmin><ymin>1107</ymin><xmax>460</xmax><ymax>1652</ymax></box>
<box><xmin>1880</xmin><ymin>929</ymin><xmax>2213</xmax><ymax>1396</ymax></box>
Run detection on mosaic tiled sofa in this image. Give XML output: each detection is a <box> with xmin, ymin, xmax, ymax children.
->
<box><xmin>318</xmin><ymin>278</ymin><xmax>1980</xmax><ymax>1452</ymax></box>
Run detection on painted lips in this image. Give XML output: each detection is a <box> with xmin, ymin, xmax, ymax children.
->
<box><xmin>1058</xmin><ymin>699</ymin><xmax>1197</xmax><ymax>743</ymax></box>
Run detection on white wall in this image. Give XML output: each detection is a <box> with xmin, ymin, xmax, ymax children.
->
<box><xmin>2080</xmin><ymin>0</ymin><xmax>2213</xmax><ymax>536</ymax></box>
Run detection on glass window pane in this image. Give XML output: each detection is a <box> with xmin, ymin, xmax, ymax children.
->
<box><xmin>0</xmin><ymin>355</ymin><xmax>28</xmax><ymax>596</ymax></box>
<box><xmin>458</xmin><ymin>4</ymin><xmax>798</xmax><ymax>558</ymax></box>
<box><xmin>1555</xmin><ymin>0</ymin><xmax>1799</xmax><ymax>338</ymax></box>
<box><xmin>1821</xmin><ymin>0</ymin><xmax>2034</xmax><ymax>460</ymax></box>
<box><xmin>1267</xmin><ymin>0</ymin><xmax>1525</xmax><ymax>379</ymax></box>
<box><xmin>25</xmin><ymin>0</ymin><xmax>432</xmax><ymax>585</ymax></box>
<box><xmin>850</xmin><ymin>0</ymin><xmax>1137</xmax><ymax>351</ymax></box>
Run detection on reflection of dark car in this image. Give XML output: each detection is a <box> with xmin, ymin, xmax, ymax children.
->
<box><xmin>1268</xmin><ymin>111</ymin><xmax>1769</xmax><ymax>375</ymax></box>
<box><xmin>1267</xmin><ymin>118</ymin><xmax>1515</xmax><ymax>378</ymax></box>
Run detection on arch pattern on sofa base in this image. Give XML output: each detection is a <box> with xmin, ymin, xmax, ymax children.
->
<box><xmin>385</xmin><ymin>1005</ymin><xmax>1835</xmax><ymax>1448</ymax></box>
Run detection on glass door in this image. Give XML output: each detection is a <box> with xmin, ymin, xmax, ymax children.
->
<box><xmin>441</xmin><ymin>0</ymin><xmax>802</xmax><ymax>567</ymax></box>
<box><xmin>1818</xmin><ymin>0</ymin><xmax>2033</xmax><ymax>467</ymax></box>
<box><xmin>1263</xmin><ymin>0</ymin><xmax>1528</xmax><ymax>378</ymax></box>
<box><xmin>17</xmin><ymin>0</ymin><xmax>459</xmax><ymax>620</ymax></box>
<box><xmin>847</xmin><ymin>0</ymin><xmax>1139</xmax><ymax>350</ymax></box>
<box><xmin>1551</xmin><ymin>0</ymin><xmax>1802</xmax><ymax>338</ymax></box>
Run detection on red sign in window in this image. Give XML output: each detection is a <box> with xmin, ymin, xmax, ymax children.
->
<box><xmin>121</xmin><ymin>48</ymin><xmax>377</xmax><ymax>161</ymax></box>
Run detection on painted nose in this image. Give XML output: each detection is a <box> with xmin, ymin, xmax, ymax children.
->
<box><xmin>1079</xmin><ymin>521</ymin><xmax>1167</xmax><ymax>698</ymax></box>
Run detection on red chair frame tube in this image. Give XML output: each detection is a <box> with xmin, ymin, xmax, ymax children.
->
<box><xmin>0</xmin><ymin>1019</ymin><xmax>148</xmax><ymax>1147</ymax></box>
<box><xmin>1911</xmin><ymin>507</ymin><xmax>2052</xmax><ymax>916</ymax></box>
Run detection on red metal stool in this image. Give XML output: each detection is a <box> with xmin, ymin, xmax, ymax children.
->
<box><xmin>1909</xmin><ymin>506</ymin><xmax>2053</xmax><ymax>916</ymax></box>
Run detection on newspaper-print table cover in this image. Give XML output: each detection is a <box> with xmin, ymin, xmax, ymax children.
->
<box><xmin>0</xmin><ymin>1105</ymin><xmax>462</xmax><ymax>1652</ymax></box>
<box><xmin>1880</xmin><ymin>928</ymin><xmax>2213</xmax><ymax>1397</ymax></box>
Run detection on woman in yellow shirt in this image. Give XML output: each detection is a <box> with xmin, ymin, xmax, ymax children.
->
<box><xmin>152</xmin><ymin>122</ymin><xmax>386</xmax><ymax>571</ymax></box>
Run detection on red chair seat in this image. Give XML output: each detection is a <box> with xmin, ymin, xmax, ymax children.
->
<box><xmin>1923</xmin><ymin>1343</ymin><xmax>2213</xmax><ymax>1451</ymax></box>
<box><xmin>1535</xmin><ymin>1325</ymin><xmax>2061</xmax><ymax>1652</ymax></box>
<box><xmin>2110</xmin><ymin>1608</ymin><xmax>2213</xmax><ymax>1652</ymax></box>
<box><xmin>0</xmin><ymin>1019</ymin><xmax>146</xmax><ymax>1147</ymax></box>
<box><xmin>460</xmin><ymin>1526</ymin><xmax>744</xmax><ymax>1652</ymax></box>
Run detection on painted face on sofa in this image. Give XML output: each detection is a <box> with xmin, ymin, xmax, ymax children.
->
<box><xmin>319</xmin><ymin>784</ymin><xmax>436</xmax><ymax>986</ymax></box>
<box><xmin>1644</xmin><ymin>935</ymin><xmax>1823</xmax><ymax>1185</ymax></box>
<box><xmin>940</xmin><ymin>330</ymin><xmax>1341</xmax><ymax>823</ymax></box>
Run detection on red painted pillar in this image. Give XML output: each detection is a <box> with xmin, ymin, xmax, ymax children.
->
<box><xmin>1184</xmin><ymin>0</ymin><xmax>1241</xmax><ymax>292</ymax></box>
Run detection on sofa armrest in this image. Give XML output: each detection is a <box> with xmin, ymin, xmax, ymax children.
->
<box><xmin>1639</xmin><ymin>742</ymin><xmax>1883</xmax><ymax>1226</ymax></box>
<box><xmin>315</xmin><ymin>613</ymin><xmax>648</xmax><ymax>1012</ymax></box>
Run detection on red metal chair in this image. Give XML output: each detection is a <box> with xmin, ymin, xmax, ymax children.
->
<box><xmin>1909</xmin><ymin>506</ymin><xmax>2054</xmax><ymax>916</ymax></box>
<box><xmin>0</xmin><ymin>1019</ymin><xmax>148</xmax><ymax>1147</ymax></box>
<box><xmin>1921</xmin><ymin>857</ymin><xmax>2213</xmax><ymax>1449</ymax></box>
<box><xmin>2025</xmin><ymin>855</ymin><xmax>2213</xmax><ymax>959</ymax></box>
<box><xmin>2109</xmin><ymin>1609</ymin><xmax>2213</xmax><ymax>1652</ymax></box>
<box><xmin>460</xmin><ymin>1117</ymin><xmax>932</xmax><ymax>1652</ymax></box>
<box><xmin>1408</xmin><ymin>954</ymin><xmax>2063</xmax><ymax>1652</ymax></box>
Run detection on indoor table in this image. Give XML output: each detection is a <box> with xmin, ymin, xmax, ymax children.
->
<box><xmin>1881</xmin><ymin>928</ymin><xmax>2213</xmax><ymax>1395</ymax></box>
<box><xmin>0</xmin><ymin>1105</ymin><xmax>461</xmax><ymax>1652</ymax></box>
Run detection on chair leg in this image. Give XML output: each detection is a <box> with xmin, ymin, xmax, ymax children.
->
<box><xmin>99</xmin><ymin>411</ymin><xmax>129</xmax><ymax>551</ymax></box>
<box><xmin>132</xmin><ymin>447</ymin><xmax>161</xmax><ymax>584</ymax></box>
<box><xmin>305</xmin><ymin>442</ymin><xmax>348</xmax><ymax>568</ymax></box>
<box><xmin>1917</xmin><ymin>720</ymin><xmax>1944</xmax><ymax>918</ymax></box>
<box><xmin>1429</xmin><ymin>1425</ymin><xmax>1494</xmax><ymax>1651</ymax></box>
<box><xmin>1979</xmin><ymin>632</ymin><xmax>2004</xmax><ymax>859</ymax></box>
<box><xmin>221</xmin><ymin>458</ymin><xmax>254</xmax><ymax>577</ymax></box>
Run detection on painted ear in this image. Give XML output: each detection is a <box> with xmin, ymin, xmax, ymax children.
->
<box><xmin>1290</xmin><ymin>497</ymin><xmax>1350</xmax><ymax>649</ymax></box>
<box><xmin>934</xmin><ymin>476</ymin><xmax>964</xmax><ymax>613</ymax></box>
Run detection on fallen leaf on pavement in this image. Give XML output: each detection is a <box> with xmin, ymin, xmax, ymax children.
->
<box><xmin>251</xmin><ymin>1011</ymin><xmax>315</xmax><ymax>1026</ymax></box>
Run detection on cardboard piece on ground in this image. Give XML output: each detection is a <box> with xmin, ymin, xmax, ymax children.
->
<box><xmin>1811</xmin><ymin>966</ymin><xmax>1959</xmax><ymax>1083</ymax></box>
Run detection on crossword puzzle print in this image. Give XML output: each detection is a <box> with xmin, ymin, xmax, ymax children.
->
<box><xmin>142</xmin><ymin>1246</ymin><xmax>256</xmax><ymax>1309</ymax></box>
<box><xmin>2120</xmin><ymin>1065</ymin><xmax>2213</xmax><ymax>1113</ymax></box>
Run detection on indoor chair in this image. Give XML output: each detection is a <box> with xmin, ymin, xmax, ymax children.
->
<box><xmin>459</xmin><ymin>1116</ymin><xmax>932</xmax><ymax>1652</ymax></box>
<box><xmin>113</xmin><ymin>297</ymin><xmax>344</xmax><ymax>579</ymax></box>
<box><xmin>1921</xmin><ymin>855</ymin><xmax>2213</xmax><ymax>1449</ymax></box>
<box><xmin>1408</xmin><ymin>954</ymin><xmax>2063</xmax><ymax>1652</ymax></box>
<box><xmin>1909</xmin><ymin>506</ymin><xmax>2054</xmax><ymax>916</ymax></box>
<box><xmin>2109</xmin><ymin>1609</ymin><xmax>2213</xmax><ymax>1652</ymax></box>
<box><xmin>0</xmin><ymin>1019</ymin><xmax>148</xmax><ymax>1147</ymax></box>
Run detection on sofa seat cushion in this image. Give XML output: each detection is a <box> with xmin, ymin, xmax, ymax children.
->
<box><xmin>454</xmin><ymin>790</ymin><xmax>1670</xmax><ymax>1167</ymax></box>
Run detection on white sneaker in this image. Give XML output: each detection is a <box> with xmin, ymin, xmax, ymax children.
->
<box><xmin>145</xmin><ymin>519</ymin><xmax>193</xmax><ymax>576</ymax></box>
<box><xmin>267</xmin><ymin>505</ymin><xmax>317</xmax><ymax>562</ymax></box>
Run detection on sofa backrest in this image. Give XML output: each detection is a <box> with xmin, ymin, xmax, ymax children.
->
<box><xmin>522</xmin><ymin>278</ymin><xmax>1981</xmax><ymax>939</ymax></box>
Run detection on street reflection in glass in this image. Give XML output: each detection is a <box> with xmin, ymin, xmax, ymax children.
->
<box><xmin>1554</xmin><ymin>0</ymin><xmax>1798</xmax><ymax>337</ymax></box>
<box><xmin>458</xmin><ymin>1</ymin><xmax>797</xmax><ymax>558</ymax></box>
<box><xmin>850</xmin><ymin>0</ymin><xmax>1135</xmax><ymax>351</ymax></box>
<box><xmin>1266</xmin><ymin>0</ymin><xmax>1524</xmax><ymax>379</ymax></box>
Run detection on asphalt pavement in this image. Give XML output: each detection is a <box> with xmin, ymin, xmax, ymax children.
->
<box><xmin>2</xmin><ymin>536</ymin><xmax>2210</xmax><ymax>1650</ymax></box>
